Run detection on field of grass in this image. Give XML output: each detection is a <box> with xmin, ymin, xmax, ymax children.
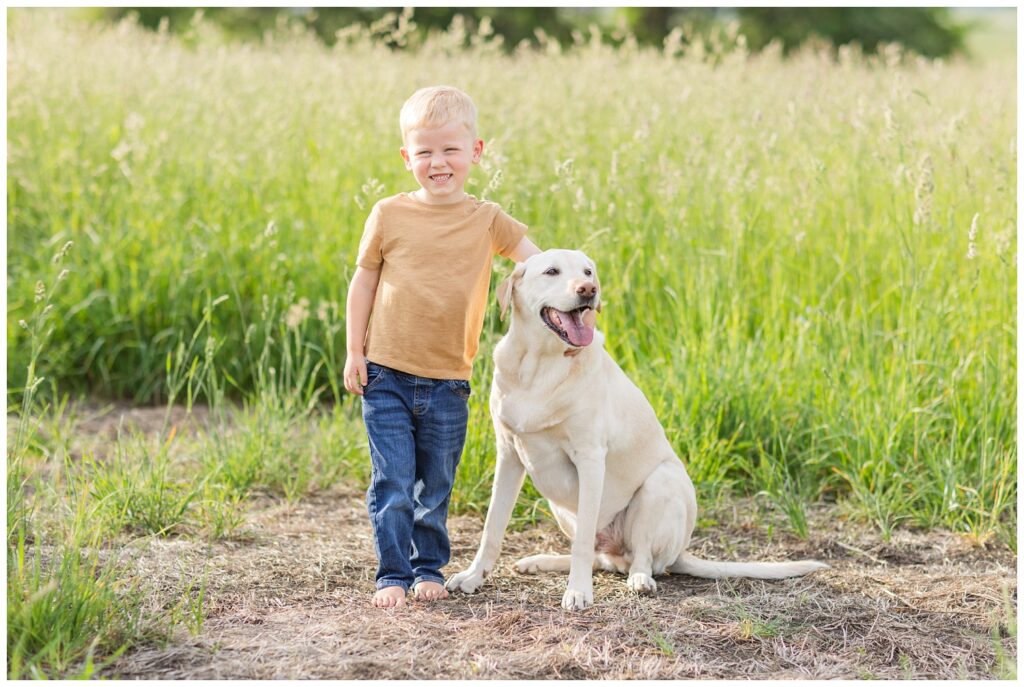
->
<box><xmin>6</xmin><ymin>9</ymin><xmax>1016</xmax><ymax>677</ymax></box>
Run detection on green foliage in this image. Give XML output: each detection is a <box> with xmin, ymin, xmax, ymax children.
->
<box><xmin>84</xmin><ymin>437</ymin><xmax>201</xmax><ymax>537</ymax></box>
<box><xmin>86</xmin><ymin>7</ymin><xmax>588</xmax><ymax>50</ymax></box>
<box><xmin>6</xmin><ymin>440</ymin><xmax>150</xmax><ymax>680</ymax></box>
<box><xmin>643</xmin><ymin>622</ymin><xmax>677</xmax><ymax>657</ymax></box>
<box><xmin>5</xmin><ymin>233</ymin><xmax>147</xmax><ymax>678</ymax></box>
<box><xmin>737</xmin><ymin>8</ymin><xmax>968</xmax><ymax>57</ymax></box>
<box><xmin>169</xmin><ymin>564</ymin><xmax>209</xmax><ymax>637</ymax></box>
<box><xmin>82</xmin><ymin>7</ymin><xmax>973</xmax><ymax>58</ymax></box>
<box><xmin>991</xmin><ymin>586</ymin><xmax>1017</xmax><ymax>679</ymax></box>
<box><xmin>6</xmin><ymin>530</ymin><xmax>141</xmax><ymax>678</ymax></box>
<box><xmin>6</xmin><ymin>11</ymin><xmax>1017</xmax><ymax>547</ymax></box>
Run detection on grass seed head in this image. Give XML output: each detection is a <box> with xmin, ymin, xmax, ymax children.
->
<box><xmin>967</xmin><ymin>213</ymin><xmax>980</xmax><ymax>259</ymax></box>
<box><xmin>913</xmin><ymin>154</ymin><xmax>934</xmax><ymax>226</ymax></box>
<box><xmin>52</xmin><ymin>240</ymin><xmax>73</xmax><ymax>263</ymax></box>
<box><xmin>286</xmin><ymin>301</ymin><xmax>310</xmax><ymax>329</ymax></box>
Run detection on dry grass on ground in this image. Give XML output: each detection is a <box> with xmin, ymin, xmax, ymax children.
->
<box><xmin>103</xmin><ymin>483</ymin><xmax>1016</xmax><ymax>679</ymax></box>
<box><xmin>19</xmin><ymin>404</ymin><xmax>1015</xmax><ymax>679</ymax></box>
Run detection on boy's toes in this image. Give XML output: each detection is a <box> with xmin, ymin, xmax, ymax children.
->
<box><xmin>413</xmin><ymin>581</ymin><xmax>449</xmax><ymax>602</ymax></box>
<box><xmin>372</xmin><ymin>586</ymin><xmax>408</xmax><ymax>608</ymax></box>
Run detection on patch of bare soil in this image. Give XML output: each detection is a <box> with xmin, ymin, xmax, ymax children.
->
<box><xmin>104</xmin><ymin>488</ymin><xmax>1016</xmax><ymax>680</ymax></box>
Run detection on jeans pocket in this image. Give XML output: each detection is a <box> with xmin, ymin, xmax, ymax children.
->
<box><xmin>444</xmin><ymin>379</ymin><xmax>472</xmax><ymax>401</ymax></box>
<box><xmin>364</xmin><ymin>362</ymin><xmax>388</xmax><ymax>392</ymax></box>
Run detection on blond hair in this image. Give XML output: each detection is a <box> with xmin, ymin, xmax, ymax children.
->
<box><xmin>399</xmin><ymin>85</ymin><xmax>478</xmax><ymax>142</ymax></box>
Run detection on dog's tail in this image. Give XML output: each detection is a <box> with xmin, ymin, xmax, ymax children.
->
<box><xmin>668</xmin><ymin>552</ymin><xmax>828</xmax><ymax>580</ymax></box>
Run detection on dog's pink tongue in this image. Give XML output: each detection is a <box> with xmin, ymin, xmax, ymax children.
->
<box><xmin>559</xmin><ymin>309</ymin><xmax>594</xmax><ymax>347</ymax></box>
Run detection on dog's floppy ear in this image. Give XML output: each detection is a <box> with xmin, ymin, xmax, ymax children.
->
<box><xmin>498</xmin><ymin>262</ymin><xmax>526</xmax><ymax>322</ymax></box>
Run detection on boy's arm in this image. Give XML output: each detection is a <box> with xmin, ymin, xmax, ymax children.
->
<box><xmin>344</xmin><ymin>266</ymin><xmax>381</xmax><ymax>396</ymax></box>
<box><xmin>508</xmin><ymin>236</ymin><xmax>541</xmax><ymax>263</ymax></box>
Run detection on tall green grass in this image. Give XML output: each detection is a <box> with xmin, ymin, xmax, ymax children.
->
<box><xmin>7</xmin><ymin>8</ymin><xmax>1016</xmax><ymax>549</ymax></box>
<box><xmin>6</xmin><ymin>243</ymin><xmax>146</xmax><ymax>678</ymax></box>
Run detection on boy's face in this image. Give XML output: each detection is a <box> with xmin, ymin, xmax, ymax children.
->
<box><xmin>400</xmin><ymin>121</ymin><xmax>483</xmax><ymax>204</ymax></box>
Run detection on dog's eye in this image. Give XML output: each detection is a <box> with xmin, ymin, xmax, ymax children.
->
<box><xmin>584</xmin><ymin>268</ymin><xmax>593</xmax><ymax>277</ymax></box>
<box><xmin>544</xmin><ymin>267</ymin><xmax>560</xmax><ymax>276</ymax></box>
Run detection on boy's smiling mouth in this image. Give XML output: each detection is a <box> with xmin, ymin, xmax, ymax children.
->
<box><xmin>430</xmin><ymin>173</ymin><xmax>453</xmax><ymax>184</ymax></box>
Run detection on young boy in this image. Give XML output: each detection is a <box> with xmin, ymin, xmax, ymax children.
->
<box><xmin>343</xmin><ymin>86</ymin><xmax>541</xmax><ymax>608</ymax></box>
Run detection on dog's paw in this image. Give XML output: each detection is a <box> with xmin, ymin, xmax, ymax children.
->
<box><xmin>627</xmin><ymin>572</ymin><xmax>657</xmax><ymax>595</ymax></box>
<box><xmin>514</xmin><ymin>555</ymin><xmax>544</xmax><ymax>574</ymax></box>
<box><xmin>445</xmin><ymin>569</ymin><xmax>485</xmax><ymax>594</ymax></box>
<box><xmin>561</xmin><ymin>586</ymin><xmax>593</xmax><ymax>611</ymax></box>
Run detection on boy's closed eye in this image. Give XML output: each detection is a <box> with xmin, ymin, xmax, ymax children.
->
<box><xmin>416</xmin><ymin>147</ymin><xmax>461</xmax><ymax>156</ymax></box>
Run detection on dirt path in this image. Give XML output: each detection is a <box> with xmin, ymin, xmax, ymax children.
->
<box><xmin>105</xmin><ymin>485</ymin><xmax>1016</xmax><ymax>679</ymax></box>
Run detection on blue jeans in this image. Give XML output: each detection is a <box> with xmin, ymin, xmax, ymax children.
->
<box><xmin>361</xmin><ymin>361</ymin><xmax>471</xmax><ymax>592</ymax></box>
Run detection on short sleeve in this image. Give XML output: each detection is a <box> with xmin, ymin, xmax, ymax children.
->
<box><xmin>356</xmin><ymin>202</ymin><xmax>384</xmax><ymax>270</ymax></box>
<box><xmin>490</xmin><ymin>207</ymin><xmax>528</xmax><ymax>259</ymax></box>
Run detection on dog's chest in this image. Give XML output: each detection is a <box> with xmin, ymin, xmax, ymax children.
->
<box><xmin>493</xmin><ymin>390</ymin><xmax>570</xmax><ymax>436</ymax></box>
<box><xmin>510</xmin><ymin>432</ymin><xmax>580</xmax><ymax>508</ymax></box>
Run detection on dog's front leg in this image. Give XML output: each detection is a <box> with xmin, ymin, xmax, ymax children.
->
<box><xmin>446</xmin><ymin>436</ymin><xmax>526</xmax><ymax>594</ymax></box>
<box><xmin>563</xmin><ymin>451</ymin><xmax>606</xmax><ymax>611</ymax></box>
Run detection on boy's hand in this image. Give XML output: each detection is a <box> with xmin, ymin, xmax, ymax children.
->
<box><xmin>344</xmin><ymin>355</ymin><xmax>368</xmax><ymax>396</ymax></box>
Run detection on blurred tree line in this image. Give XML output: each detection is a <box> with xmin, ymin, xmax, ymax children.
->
<box><xmin>88</xmin><ymin>7</ymin><xmax>969</xmax><ymax>57</ymax></box>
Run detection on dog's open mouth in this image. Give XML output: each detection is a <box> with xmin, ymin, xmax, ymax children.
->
<box><xmin>541</xmin><ymin>306</ymin><xmax>595</xmax><ymax>347</ymax></box>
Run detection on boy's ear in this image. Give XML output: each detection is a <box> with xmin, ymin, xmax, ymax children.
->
<box><xmin>400</xmin><ymin>146</ymin><xmax>412</xmax><ymax>170</ymax></box>
<box><xmin>472</xmin><ymin>138</ymin><xmax>484</xmax><ymax>163</ymax></box>
<box><xmin>497</xmin><ymin>262</ymin><xmax>526</xmax><ymax>322</ymax></box>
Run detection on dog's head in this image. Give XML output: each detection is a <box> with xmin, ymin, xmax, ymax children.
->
<box><xmin>498</xmin><ymin>249</ymin><xmax>601</xmax><ymax>348</ymax></box>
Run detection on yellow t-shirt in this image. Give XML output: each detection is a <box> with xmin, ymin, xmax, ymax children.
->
<box><xmin>355</xmin><ymin>192</ymin><xmax>527</xmax><ymax>380</ymax></box>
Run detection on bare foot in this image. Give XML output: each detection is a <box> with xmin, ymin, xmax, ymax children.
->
<box><xmin>372</xmin><ymin>586</ymin><xmax>407</xmax><ymax>608</ymax></box>
<box><xmin>413</xmin><ymin>580</ymin><xmax>449</xmax><ymax>602</ymax></box>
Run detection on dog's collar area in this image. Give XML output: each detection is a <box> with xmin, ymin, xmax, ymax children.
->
<box><xmin>564</xmin><ymin>347</ymin><xmax>583</xmax><ymax>357</ymax></box>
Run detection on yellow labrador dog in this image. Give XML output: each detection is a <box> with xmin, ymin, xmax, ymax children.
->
<box><xmin>446</xmin><ymin>249</ymin><xmax>827</xmax><ymax>611</ymax></box>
